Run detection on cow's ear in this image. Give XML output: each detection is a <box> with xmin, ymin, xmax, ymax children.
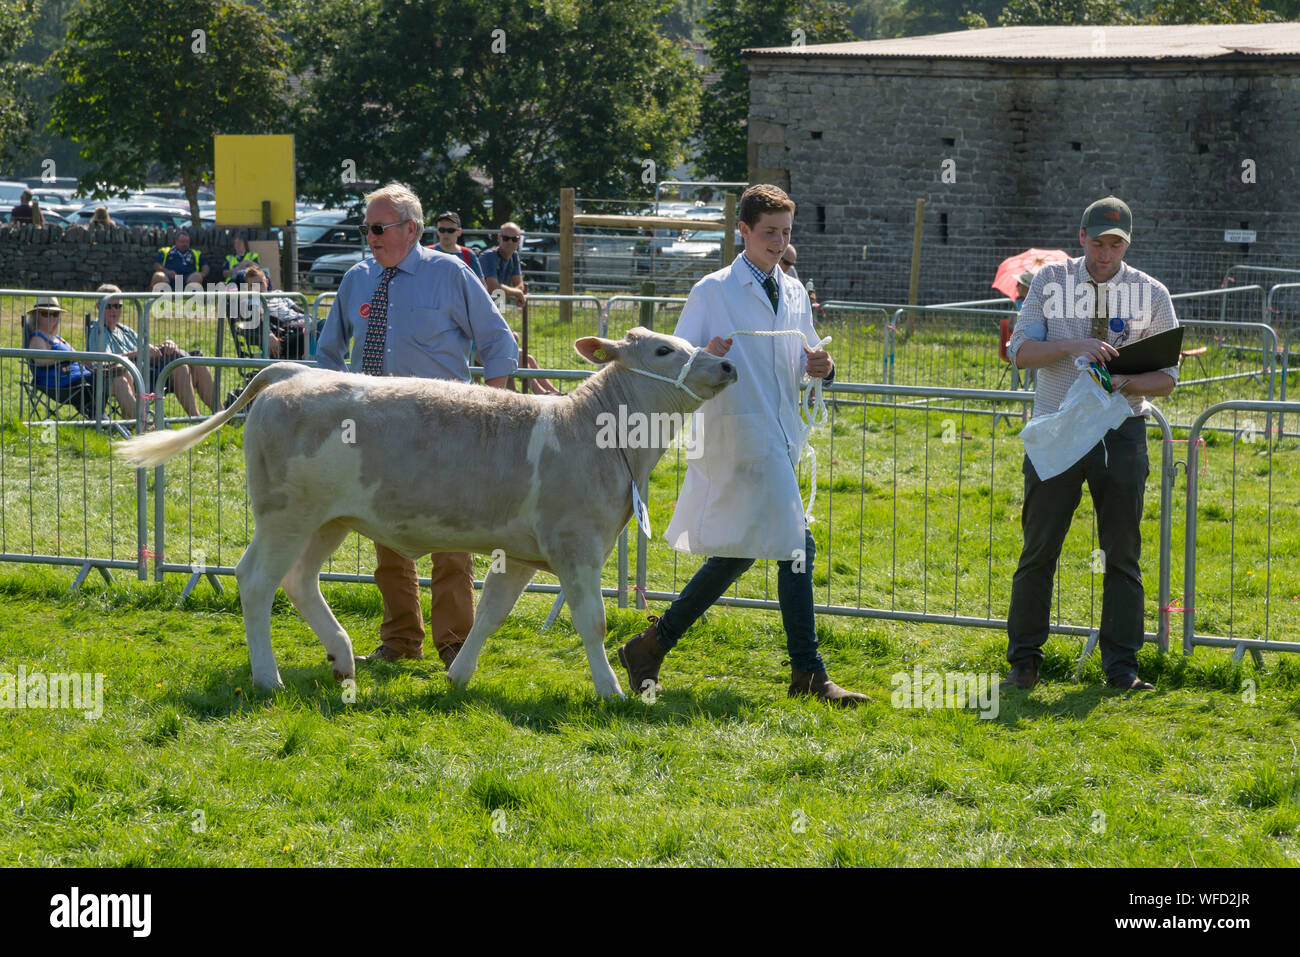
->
<box><xmin>575</xmin><ymin>336</ymin><xmax>620</xmax><ymax>364</ymax></box>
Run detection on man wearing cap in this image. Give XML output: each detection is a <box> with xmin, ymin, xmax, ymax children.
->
<box><xmin>1003</xmin><ymin>196</ymin><xmax>1180</xmax><ymax>693</ymax></box>
<box><xmin>428</xmin><ymin>211</ymin><xmax>484</xmax><ymax>280</ymax></box>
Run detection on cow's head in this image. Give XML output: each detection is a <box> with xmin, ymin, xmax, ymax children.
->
<box><xmin>575</xmin><ymin>327</ymin><xmax>737</xmax><ymax>405</ymax></box>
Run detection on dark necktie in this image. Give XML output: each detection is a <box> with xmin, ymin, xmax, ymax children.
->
<box><xmin>361</xmin><ymin>266</ymin><xmax>398</xmax><ymax>376</ymax></box>
<box><xmin>1087</xmin><ymin>279</ymin><xmax>1108</xmax><ymax>341</ymax></box>
<box><xmin>763</xmin><ymin>274</ymin><xmax>779</xmax><ymax>314</ymax></box>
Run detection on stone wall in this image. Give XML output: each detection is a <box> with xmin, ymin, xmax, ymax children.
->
<box><xmin>0</xmin><ymin>225</ymin><xmax>280</xmax><ymax>292</ymax></box>
<box><xmin>745</xmin><ymin>55</ymin><xmax>1300</xmax><ymax>304</ymax></box>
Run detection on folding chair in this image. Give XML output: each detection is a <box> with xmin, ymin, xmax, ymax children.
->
<box><xmin>215</xmin><ymin>312</ymin><xmax>265</xmax><ymax>408</ymax></box>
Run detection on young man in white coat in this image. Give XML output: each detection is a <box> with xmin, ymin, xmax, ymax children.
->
<box><xmin>617</xmin><ymin>184</ymin><xmax>867</xmax><ymax>706</ymax></box>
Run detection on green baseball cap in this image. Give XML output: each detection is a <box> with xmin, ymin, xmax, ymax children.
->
<box><xmin>1081</xmin><ymin>196</ymin><xmax>1132</xmax><ymax>242</ymax></box>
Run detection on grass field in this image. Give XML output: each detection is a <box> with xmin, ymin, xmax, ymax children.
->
<box><xmin>1</xmin><ymin>292</ymin><xmax>1298</xmax><ymax>865</ymax></box>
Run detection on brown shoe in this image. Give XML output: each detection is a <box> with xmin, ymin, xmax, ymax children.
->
<box><xmin>788</xmin><ymin>665</ymin><xmax>868</xmax><ymax>707</ymax></box>
<box><xmin>355</xmin><ymin>643</ymin><xmax>423</xmax><ymax>665</ymax></box>
<box><xmin>438</xmin><ymin>643</ymin><xmax>463</xmax><ymax>669</ymax></box>
<box><xmin>999</xmin><ymin>659</ymin><xmax>1040</xmax><ymax>691</ymax></box>
<box><xmin>617</xmin><ymin>616</ymin><xmax>667</xmax><ymax>694</ymax></box>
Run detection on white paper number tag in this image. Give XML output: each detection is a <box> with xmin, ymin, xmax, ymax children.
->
<box><xmin>631</xmin><ymin>482</ymin><xmax>651</xmax><ymax>538</ymax></box>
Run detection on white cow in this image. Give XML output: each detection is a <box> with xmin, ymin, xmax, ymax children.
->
<box><xmin>116</xmin><ymin>328</ymin><xmax>736</xmax><ymax>697</ymax></box>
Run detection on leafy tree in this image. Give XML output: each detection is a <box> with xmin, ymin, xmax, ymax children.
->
<box><xmin>996</xmin><ymin>0</ymin><xmax>1138</xmax><ymax>23</ymax></box>
<box><xmin>698</xmin><ymin>0</ymin><xmax>854</xmax><ymax>182</ymax></box>
<box><xmin>8</xmin><ymin>0</ymin><xmax>90</xmax><ymax>179</ymax></box>
<box><xmin>1149</xmin><ymin>0</ymin><xmax>1283</xmax><ymax>21</ymax></box>
<box><xmin>49</xmin><ymin>0</ymin><xmax>290</xmax><ymax>223</ymax></box>
<box><xmin>277</xmin><ymin>0</ymin><xmax>700</xmax><ymax>228</ymax></box>
<box><xmin>0</xmin><ymin>0</ymin><xmax>38</xmax><ymax>166</ymax></box>
<box><xmin>902</xmin><ymin>0</ymin><xmax>1011</xmax><ymax>34</ymax></box>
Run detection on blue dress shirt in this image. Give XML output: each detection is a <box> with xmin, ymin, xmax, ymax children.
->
<box><xmin>317</xmin><ymin>243</ymin><xmax>519</xmax><ymax>382</ymax></box>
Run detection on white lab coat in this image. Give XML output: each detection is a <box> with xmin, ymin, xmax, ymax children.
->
<box><xmin>664</xmin><ymin>255</ymin><xmax>818</xmax><ymax>560</ymax></box>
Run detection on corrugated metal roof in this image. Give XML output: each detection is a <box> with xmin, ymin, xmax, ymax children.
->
<box><xmin>743</xmin><ymin>24</ymin><xmax>1300</xmax><ymax>62</ymax></box>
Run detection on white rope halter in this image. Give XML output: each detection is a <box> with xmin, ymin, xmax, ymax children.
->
<box><xmin>624</xmin><ymin>346</ymin><xmax>708</xmax><ymax>402</ymax></box>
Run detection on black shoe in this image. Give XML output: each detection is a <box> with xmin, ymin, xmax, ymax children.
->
<box><xmin>999</xmin><ymin>659</ymin><xmax>1040</xmax><ymax>691</ymax></box>
<box><xmin>1107</xmin><ymin>672</ymin><xmax>1155</xmax><ymax>691</ymax></box>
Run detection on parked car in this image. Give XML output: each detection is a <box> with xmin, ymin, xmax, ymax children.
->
<box><xmin>306</xmin><ymin>249</ymin><xmax>368</xmax><ymax>290</ymax></box>
<box><xmin>1</xmin><ymin>207</ymin><xmax>70</xmax><ymax>226</ymax></box>
<box><xmin>73</xmin><ymin>205</ymin><xmax>192</xmax><ymax>229</ymax></box>
<box><xmin>0</xmin><ymin>180</ymin><xmax>29</xmax><ymax>206</ymax></box>
<box><xmin>137</xmin><ymin>186</ymin><xmax>216</xmax><ymax>203</ymax></box>
<box><xmin>295</xmin><ymin>209</ymin><xmax>361</xmax><ymax>274</ymax></box>
<box><xmin>30</xmin><ymin>189</ymin><xmax>81</xmax><ymax>218</ymax></box>
<box><xmin>654</xmin><ymin>227</ymin><xmax>740</xmax><ymax>277</ymax></box>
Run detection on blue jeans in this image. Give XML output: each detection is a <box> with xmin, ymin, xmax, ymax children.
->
<box><xmin>655</xmin><ymin>527</ymin><xmax>826</xmax><ymax>674</ymax></box>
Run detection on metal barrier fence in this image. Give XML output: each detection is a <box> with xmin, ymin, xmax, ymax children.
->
<box><xmin>1157</xmin><ymin>319</ymin><xmax>1278</xmax><ymax>433</ymax></box>
<box><xmin>1182</xmin><ymin>400</ymin><xmax>1300</xmax><ymax>661</ymax></box>
<box><xmin>628</xmin><ymin>384</ymin><xmax>1177</xmax><ymax>664</ymax></box>
<box><xmin>0</xmin><ymin>348</ymin><xmax>148</xmax><ymax>584</ymax></box>
<box><xmin>2</xmin><ymin>286</ymin><xmax>1298</xmax><ymax>665</ymax></box>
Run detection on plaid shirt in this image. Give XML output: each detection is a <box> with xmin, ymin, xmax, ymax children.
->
<box><xmin>1008</xmin><ymin>256</ymin><xmax>1179</xmax><ymax>416</ymax></box>
<box><xmin>740</xmin><ymin>251</ymin><xmax>778</xmax><ymax>306</ymax></box>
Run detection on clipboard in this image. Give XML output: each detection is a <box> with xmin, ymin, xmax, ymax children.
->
<box><xmin>1105</xmin><ymin>326</ymin><xmax>1185</xmax><ymax>376</ymax></box>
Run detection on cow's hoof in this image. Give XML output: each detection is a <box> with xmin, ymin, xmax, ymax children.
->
<box><xmin>252</xmin><ymin>675</ymin><xmax>284</xmax><ymax>692</ymax></box>
<box><xmin>446</xmin><ymin>664</ymin><xmax>472</xmax><ymax>689</ymax></box>
<box><xmin>332</xmin><ymin>668</ymin><xmax>355</xmax><ymax>683</ymax></box>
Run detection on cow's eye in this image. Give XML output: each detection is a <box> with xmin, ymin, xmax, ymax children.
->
<box><xmin>655</xmin><ymin>346</ymin><xmax>672</xmax><ymax>356</ymax></box>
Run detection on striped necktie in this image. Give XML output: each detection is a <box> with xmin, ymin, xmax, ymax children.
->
<box><xmin>763</xmin><ymin>274</ymin><xmax>779</xmax><ymax>313</ymax></box>
<box><xmin>361</xmin><ymin>266</ymin><xmax>398</xmax><ymax>376</ymax></box>
<box><xmin>1087</xmin><ymin>279</ymin><xmax>1108</xmax><ymax>341</ymax></box>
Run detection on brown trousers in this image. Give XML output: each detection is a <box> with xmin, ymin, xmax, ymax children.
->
<box><xmin>373</xmin><ymin>543</ymin><xmax>475</xmax><ymax>658</ymax></box>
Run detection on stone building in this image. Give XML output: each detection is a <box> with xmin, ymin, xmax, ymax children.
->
<box><xmin>744</xmin><ymin>25</ymin><xmax>1300</xmax><ymax>306</ymax></box>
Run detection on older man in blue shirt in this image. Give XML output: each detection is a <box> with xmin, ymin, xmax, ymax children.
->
<box><xmin>318</xmin><ymin>182</ymin><xmax>518</xmax><ymax>669</ymax></box>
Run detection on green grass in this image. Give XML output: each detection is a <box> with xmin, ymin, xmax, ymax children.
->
<box><xmin>1</xmin><ymin>569</ymin><xmax>1299</xmax><ymax>866</ymax></box>
<box><xmin>1</xmin><ymin>291</ymin><xmax>1298</xmax><ymax>865</ymax></box>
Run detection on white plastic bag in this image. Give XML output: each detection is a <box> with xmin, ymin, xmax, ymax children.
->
<box><xmin>1020</xmin><ymin>358</ymin><xmax>1132</xmax><ymax>480</ymax></box>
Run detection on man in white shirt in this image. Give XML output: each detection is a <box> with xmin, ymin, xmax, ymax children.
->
<box><xmin>1003</xmin><ymin>196</ymin><xmax>1179</xmax><ymax>693</ymax></box>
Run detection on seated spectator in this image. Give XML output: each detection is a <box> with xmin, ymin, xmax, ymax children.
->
<box><xmin>222</xmin><ymin>234</ymin><xmax>261</xmax><ymax>282</ymax></box>
<box><xmin>154</xmin><ymin>229</ymin><xmax>207</xmax><ymax>287</ymax></box>
<box><xmin>23</xmin><ymin>297</ymin><xmax>134</xmax><ymax>418</ymax></box>
<box><xmin>30</xmin><ymin>199</ymin><xmax>44</xmax><ymax>226</ymax></box>
<box><xmin>242</xmin><ymin>266</ymin><xmax>317</xmax><ymax>359</ymax></box>
<box><xmin>91</xmin><ymin>206</ymin><xmax>116</xmax><ymax>228</ymax></box>
<box><xmin>86</xmin><ymin>284</ymin><xmax>222</xmax><ymax>418</ymax></box>
<box><xmin>479</xmin><ymin>223</ymin><xmax>527</xmax><ymax>306</ymax></box>
<box><xmin>427</xmin><ymin>211</ymin><xmax>484</xmax><ymax>279</ymax></box>
<box><xmin>149</xmin><ymin>268</ymin><xmax>171</xmax><ymax>291</ymax></box>
<box><xmin>10</xmin><ymin>189</ymin><xmax>33</xmax><ymax>225</ymax></box>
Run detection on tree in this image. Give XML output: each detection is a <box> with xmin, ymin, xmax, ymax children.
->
<box><xmin>49</xmin><ymin>0</ymin><xmax>290</xmax><ymax>223</ymax></box>
<box><xmin>698</xmin><ymin>0</ymin><xmax>855</xmax><ymax>182</ymax></box>
<box><xmin>1149</xmin><ymin>0</ymin><xmax>1283</xmax><ymax>21</ymax></box>
<box><xmin>996</xmin><ymin>0</ymin><xmax>1137</xmax><ymax>23</ymax></box>
<box><xmin>0</xmin><ymin>0</ymin><xmax>38</xmax><ymax>166</ymax></box>
<box><xmin>278</xmin><ymin>0</ymin><xmax>700</xmax><ymax>227</ymax></box>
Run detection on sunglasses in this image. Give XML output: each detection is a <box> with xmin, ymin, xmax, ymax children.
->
<box><xmin>38</xmin><ymin>310</ymin><xmax>61</xmax><ymax>317</ymax></box>
<box><xmin>436</xmin><ymin>226</ymin><xmax>459</xmax><ymax>233</ymax></box>
<box><xmin>358</xmin><ymin>220</ymin><xmax>407</xmax><ymax>238</ymax></box>
<box><xmin>500</xmin><ymin>234</ymin><xmax>522</xmax><ymax>242</ymax></box>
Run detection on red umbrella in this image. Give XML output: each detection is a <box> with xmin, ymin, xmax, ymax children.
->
<box><xmin>992</xmin><ymin>248</ymin><xmax>1070</xmax><ymax>300</ymax></box>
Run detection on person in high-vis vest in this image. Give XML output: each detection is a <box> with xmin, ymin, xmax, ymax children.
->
<box><xmin>223</xmin><ymin>235</ymin><xmax>261</xmax><ymax>282</ymax></box>
<box><xmin>154</xmin><ymin>230</ymin><xmax>207</xmax><ymax>286</ymax></box>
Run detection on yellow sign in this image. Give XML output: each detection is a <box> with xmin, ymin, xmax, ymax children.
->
<box><xmin>214</xmin><ymin>134</ymin><xmax>295</xmax><ymax>226</ymax></box>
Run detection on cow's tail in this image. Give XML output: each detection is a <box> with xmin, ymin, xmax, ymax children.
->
<box><xmin>115</xmin><ymin>363</ymin><xmax>311</xmax><ymax>469</ymax></box>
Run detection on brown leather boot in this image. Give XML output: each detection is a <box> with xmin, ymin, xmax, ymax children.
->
<box><xmin>438</xmin><ymin>643</ymin><xmax>463</xmax><ymax>669</ymax></box>
<box><xmin>788</xmin><ymin>665</ymin><xmax>868</xmax><ymax>707</ymax></box>
<box><xmin>617</xmin><ymin>616</ymin><xmax>667</xmax><ymax>694</ymax></box>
